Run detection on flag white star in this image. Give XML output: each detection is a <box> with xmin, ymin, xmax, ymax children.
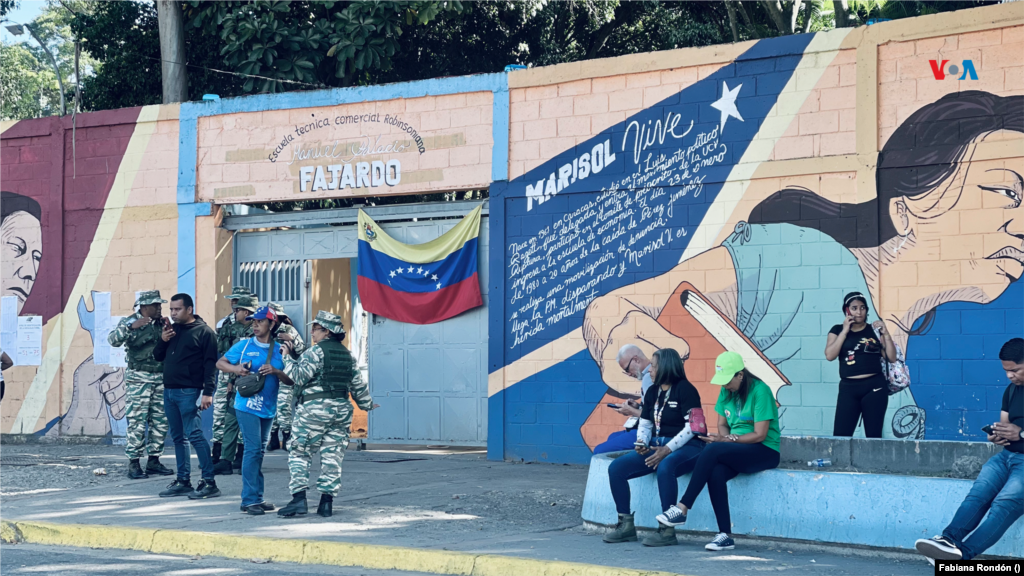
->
<box><xmin>406</xmin><ymin>266</ymin><xmax>414</xmax><ymax>274</ymax></box>
<box><xmin>431</xmin><ymin>274</ymin><xmax>438</xmax><ymax>281</ymax></box>
<box><xmin>389</xmin><ymin>270</ymin><xmax>396</xmax><ymax>278</ymax></box>
<box><xmin>422</xmin><ymin>269</ymin><xmax>429</xmax><ymax>277</ymax></box>
<box><xmin>710</xmin><ymin>81</ymin><xmax>743</xmax><ymax>131</ymax></box>
<box><xmin>436</xmin><ymin>283</ymin><xmax>442</xmax><ymax>290</ymax></box>
<box><xmin>417</xmin><ymin>267</ymin><xmax>424</xmax><ymax>275</ymax></box>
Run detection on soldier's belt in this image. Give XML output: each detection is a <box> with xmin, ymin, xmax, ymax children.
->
<box><xmin>298</xmin><ymin>389</ymin><xmax>349</xmax><ymax>404</ymax></box>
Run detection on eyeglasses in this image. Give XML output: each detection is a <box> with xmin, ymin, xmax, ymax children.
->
<box><xmin>622</xmin><ymin>356</ymin><xmax>638</xmax><ymax>378</ymax></box>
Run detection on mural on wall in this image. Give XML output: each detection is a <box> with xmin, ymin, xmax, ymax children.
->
<box><xmin>1</xmin><ymin>191</ymin><xmax>43</xmax><ymax>315</ymax></box>
<box><xmin>498</xmin><ymin>28</ymin><xmax>1023</xmax><ymax>462</ymax></box>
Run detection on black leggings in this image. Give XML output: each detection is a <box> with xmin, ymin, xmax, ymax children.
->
<box><xmin>679</xmin><ymin>442</ymin><xmax>780</xmax><ymax>534</ymax></box>
<box><xmin>833</xmin><ymin>374</ymin><xmax>888</xmax><ymax>438</ymax></box>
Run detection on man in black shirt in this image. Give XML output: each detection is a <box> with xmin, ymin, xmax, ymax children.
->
<box><xmin>916</xmin><ymin>338</ymin><xmax>1024</xmax><ymax>564</ymax></box>
<box><xmin>153</xmin><ymin>293</ymin><xmax>221</xmax><ymax>500</ymax></box>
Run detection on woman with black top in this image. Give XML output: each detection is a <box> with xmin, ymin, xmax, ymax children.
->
<box><xmin>825</xmin><ymin>292</ymin><xmax>897</xmax><ymax>438</ymax></box>
<box><xmin>603</xmin><ymin>348</ymin><xmax>703</xmax><ymax>547</ymax></box>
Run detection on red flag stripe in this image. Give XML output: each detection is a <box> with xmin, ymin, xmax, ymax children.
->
<box><xmin>357</xmin><ymin>273</ymin><xmax>483</xmax><ymax>325</ymax></box>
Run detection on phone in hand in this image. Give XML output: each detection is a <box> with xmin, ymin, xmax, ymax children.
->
<box><xmin>982</xmin><ymin>425</ymin><xmax>995</xmax><ymax>436</ymax></box>
<box><xmin>634</xmin><ymin>440</ymin><xmax>647</xmax><ymax>451</ymax></box>
<box><xmin>607</xmin><ymin>403</ymin><xmax>622</xmax><ymax>409</ymax></box>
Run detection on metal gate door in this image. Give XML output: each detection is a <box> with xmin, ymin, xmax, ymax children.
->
<box><xmin>368</xmin><ymin>218</ymin><xmax>489</xmax><ymax>446</ymax></box>
<box><xmin>234</xmin><ymin>232</ymin><xmax>307</xmax><ymax>331</ymax></box>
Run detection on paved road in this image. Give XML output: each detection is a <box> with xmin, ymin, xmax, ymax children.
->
<box><xmin>0</xmin><ymin>543</ymin><xmax>437</xmax><ymax>576</ymax></box>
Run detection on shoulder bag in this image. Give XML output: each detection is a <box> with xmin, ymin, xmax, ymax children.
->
<box><xmin>882</xmin><ymin>342</ymin><xmax>911</xmax><ymax>395</ymax></box>
<box><xmin>236</xmin><ymin>340</ymin><xmax>275</xmax><ymax>398</ymax></box>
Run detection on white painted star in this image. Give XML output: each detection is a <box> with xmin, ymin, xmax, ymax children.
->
<box><xmin>431</xmin><ymin>274</ymin><xmax>438</xmax><ymax>281</ymax></box>
<box><xmin>389</xmin><ymin>270</ymin><xmax>396</xmax><ymax>278</ymax></box>
<box><xmin>436</xmin><ymin>283</ymin><xmax>442</xmax><ymax>290</ymax></box>
<box><xmin>710</xmin><ymin>81</ymin><xmax>743</xmax><ymax>131</ymax></box>
<box><xmin>417</xmin><ymin>267</ymin><xmax>424</xmax><ymax>275</ymax></box>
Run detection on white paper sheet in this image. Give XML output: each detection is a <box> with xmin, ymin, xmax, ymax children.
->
<box><xmin>16</xmin><ymin>315</ymin><xmax>42</xmax><ymax>366</ymax></box>
<box><xmin>108</xmin><ymin>316</ymin><xmax>127</xmax><ymax>368</ymax></box>
<box><xmin>0</xmin><ymin>296</ymin><xmax>17</xmax><ymax>364</ymax></box>
<box><xmin>93</xmin><ymin>292</ymin><xmax>113</xmax><ymax>365</ymax></box>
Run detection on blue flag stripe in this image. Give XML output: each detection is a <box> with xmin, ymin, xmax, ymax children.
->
<box><xmin>358</xmin><ymin>237</ymin><xmax>479</xmax><ymax>294</ymax></box>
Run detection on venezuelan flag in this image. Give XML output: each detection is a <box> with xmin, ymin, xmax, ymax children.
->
<box><xmin>357</xmin><ymin>206</ymin><xmax>483</xmax><ymax>325</ymax></box>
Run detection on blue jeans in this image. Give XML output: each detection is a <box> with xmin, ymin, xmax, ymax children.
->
<box><xmin>942</xmin><ymin>450</ymin><xmax>1024</xmax><ymax>560</ymax></box>
<box><xmin>163</xmin><ymin>388</ymin><xmax>214</xmax><ymax>483</ymax></box>
<box><xmin>595</xmin><ymin>429</ymin><xmax>638</xmax><ymax>455</ymax></box>
<box><xmin>236</xmin><ymin>409</ymin><xmax>273</xmax><ymax>507</ymax></box>
<box><xmin>608</xmin><ymin>437</ymin><xmax>704</xmax><ymax>514</ymax></box>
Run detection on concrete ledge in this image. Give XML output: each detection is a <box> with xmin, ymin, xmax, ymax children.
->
<box><xmin>582</xmin><ymin>453</ymin><xmax>1024</xmax><ymax>558</ymax></box>
<box><xmin>778</xmin><ymin>437</ymin><xmax>1000</xmax><ymax>478</ymax></box>
<box><xmin>0</xmin><ymin>519</ymin><xmax>686</xmax><ymax>576</ymax></box>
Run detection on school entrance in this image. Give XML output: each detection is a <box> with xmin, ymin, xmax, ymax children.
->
<box><xmin>226</xmin><ymin>201</ymin><xmax>490</xmax><ymax>447</ymax></box>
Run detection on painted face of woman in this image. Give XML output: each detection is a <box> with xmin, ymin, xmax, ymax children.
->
<box><xmin>1</xmin><ymin>210</ymin><xmax>43</xmax><ymax>314</ymax></box>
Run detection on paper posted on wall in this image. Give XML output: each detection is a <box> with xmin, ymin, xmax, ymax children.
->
<box><xmin>16</xmin><ymin>315</ymin><xmax>42</xmax><ymax>366</ymax></box>
<box><xmin>109</xmin><ymin>317</ymin><xmax>127</xmax><ymax>368</ymax></box>
<box><xmin>0</xmin><ymin>296</ymin><xmax>17</xmax><ymax>363</ymax></box>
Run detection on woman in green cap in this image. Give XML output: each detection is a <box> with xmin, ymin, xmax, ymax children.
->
<box><xmin>654</xmin><ymin>350</ymin><xmax>781</xmax><ymax>552</ymax></box>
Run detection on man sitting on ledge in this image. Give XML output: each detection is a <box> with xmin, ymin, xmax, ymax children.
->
<box><xmin>593</xmin><ymin>345</ymin><xmax>652</xmax><ymax>454</ymax></box>
<box><xmin>916</xmin><ymin>338</ymin><xmax>1024</xmax><ymax>565</ymax></box>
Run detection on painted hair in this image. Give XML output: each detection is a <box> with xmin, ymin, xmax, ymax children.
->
<box><xmin>748</xmin><ymin>91</ymin><xmax>1024</xmax><ymax>248</ymax></box>
<box><xmin>1</xmin><ymin>191</ymin><xmax>42</xmax><ymax>222</ymax></box>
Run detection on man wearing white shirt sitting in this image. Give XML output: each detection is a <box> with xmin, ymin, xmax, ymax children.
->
<box><xmin>594</xmin><ymin>345</ymin><xmax>654</xmax><ymax>454</ymax></box>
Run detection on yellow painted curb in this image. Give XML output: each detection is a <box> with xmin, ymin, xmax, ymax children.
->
<box><xmin>0</xmin><ymin>519</ymin><xmax>687</xmax><ymax>576</ymax></box>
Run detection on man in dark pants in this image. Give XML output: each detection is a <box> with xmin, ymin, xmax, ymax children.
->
<box><xmin>153</xmin><ymin>293</ymin><xmax>221</xmax><ymax>499</ymax></box>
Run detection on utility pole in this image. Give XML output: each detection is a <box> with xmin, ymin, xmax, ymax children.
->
<box><xmin>156</xmin><ymin>0</ymin><xmax>187</xmax><ymax>103</ymax></box>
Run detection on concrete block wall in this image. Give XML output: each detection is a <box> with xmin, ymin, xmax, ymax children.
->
<box><xmin>491</xmin><ymin>3</ymin><xmax>1024</xmax><ymax>464</ymax></box>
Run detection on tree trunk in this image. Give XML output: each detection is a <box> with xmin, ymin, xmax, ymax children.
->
<box><xmin>736</xmin><ymin>2</ymin><xmax>761</xmax><ymax>39</ymax></box>
<box><xmin>762</xmin><ymin>0</ymin><xmax>792</xmax><ymax>35</ymax></box>
<box><xmin>791</xmin><ymin>0</ymin><xmax>802</xmax><ymax>34</ymax></box>
<box><xmin>801</xmin><ymin>0</ymin><xmax>814</xmax><ymax>33</ymax></box>
<box><xmin>833</xmin><ymin>0</ymin><xmax>851</xmax><ymax>27</ymax></box>
<box><xmin>725</xmin><ymin>1</ymin><xmax>740</xmax><ymax>43</ymax></box>
<box><xmin>156</xmin><ymin>0</ymin><xmax>188</xmax><ymax>103</ymax></box>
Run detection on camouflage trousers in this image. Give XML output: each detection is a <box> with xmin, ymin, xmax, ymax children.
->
<box><xmin>288</xmin><ymin>397</ymin><xmax>352</xmax><ymax>497</ymax></box>
<box><xmin>124</xmin><ymin>369</ymin><xmax>168</xmax><ymax>459</ymax></box>
<box><xmin>212</xmin><ymin>371</ymin><xmax>240</xmax><ymax>461</ymax></box>
<box><xmin>271</xmin><ymin>384</ymin><xmax>294</xmax><ymax>436</ymax></box>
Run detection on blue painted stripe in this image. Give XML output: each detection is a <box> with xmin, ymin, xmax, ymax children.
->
<box><xmin>491</xmin><ymin>87</ymin><xmax>510</xmax><ymax>182</ymax></box>
<box><xmin>357</xmin><ymin>238</ymin><xmax>478</xmax><ymax>293</ymax></box>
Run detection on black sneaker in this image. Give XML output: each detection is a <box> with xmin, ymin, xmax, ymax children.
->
<box><xmin>916</xmin><ymin>536</ymin><xmax>962</xmax><ymax>560</ymax></box>
<box><xmin>188</xmin><ymin>480</ymin><xmax>221</xmax><ymax>500</ymax></box>
<box><xmin>159</xmin><ymin>479</ymin><xmax>192</xmax><ymax>497</ymax></box>
<box><xmin>127</xmin><ymin>459</ymin><xmax>149</xmax><ymax>480</ymax></box>
<box><xmin>243</xmin><ymin>504</ymin><xmax>265</xmax><ymax>516</ymax></box>
<box><xmin>145</xmin><ymin>456</ymin><xmax>174</xmax><ymax>476</ymax></box>
<box><xmin>240</xmin><ymin>502</ymin><xmax>275</xmax><ymax>512</ymax></box>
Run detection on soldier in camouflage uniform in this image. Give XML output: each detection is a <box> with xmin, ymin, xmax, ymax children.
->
<box><xmin>211</xmin><ymin>294</ymin><xmax>257</xmax><ymax>475</ymax></box>
<box><xmin>267</xmin><ymin>302</ymin><xmax>306</xmax><ymax>452</ymax></box>
<box><xmin>211</xmin><ymin>286</ymin><xmax>253</xmax><ymax>469</ymax></box>
<box><xmin>108</xmin><ymin>290</ymin><xmax>174</xmax><ymax>479</ymax></box>
<box><xmin>278</xmin><ymin>310</ymin><xmax>376</xmax><ymax>518</ymax></box>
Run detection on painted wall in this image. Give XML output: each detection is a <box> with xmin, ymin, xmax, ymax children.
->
<box><xmin>490</xmin><ymin>4</ymin><xmax>1024</xmax><ymax>463</ymax></box>
<box><xmin>1</xmin><ymin>106</ymin><xmax>184</xmax><ymax>439</ymax></box>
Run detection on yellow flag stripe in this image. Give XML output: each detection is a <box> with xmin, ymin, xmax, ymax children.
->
<box><xmin>358</xmin><ymin>205</ymin><xmax>482</xmax><ymax>265</ymax></box>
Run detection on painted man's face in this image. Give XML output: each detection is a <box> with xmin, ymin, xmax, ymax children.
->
<box><xmin>1</xmin><ymin>210</ymin><xmax>43</xmax><ymax>314</ymax></box>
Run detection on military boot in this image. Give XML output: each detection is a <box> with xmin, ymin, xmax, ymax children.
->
<box><xmin>127</xmin><ymin>459</ymin><xmax>148</xmax><ymax>480</ymax></box>
<box><xmin>317</xmin><ymin>494</ymin><xmax>333</xmax><ymax>518</ymax></box>
<box><xmin>278</xmin><ymin>491</ymin><xmax>308</xmax><ymax>517</ymax></box>
<box><xmin>281</xmin><ymin>431</ymin><xmax>291</xmax><ymax>452</ymax></box>
<box><xmin>267</xmin><ymin>431</ymin><xmax>281</xmax><ymax>452</ymax></box>
<box><xmin>603</xmin><ymin>513</ymin><xmax>637</xmax><ymax>543</ymax></box>
<box><xmin>211</xmin><ymin>441</ymin><xmax>223</xmax><ymax>464</ymax></box>
<box><xmin>146</xmin><ymin>456</ymin><xmax>174</xmax><ymax>476</ymax></box>
<box><xmin>641</xmin><ymin>523</ymin><xmax>678</xmax><ymax>547</ymax></box>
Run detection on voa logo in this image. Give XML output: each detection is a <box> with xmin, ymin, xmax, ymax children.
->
<box><xmin>929</xmin><ymin>59</ymin><xmax>979</xmax><ymax>80</ymax></box>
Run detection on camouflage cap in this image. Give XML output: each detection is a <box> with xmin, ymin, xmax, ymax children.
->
<box><xmin>309</xmin><ymin>310</ymin><xmax>345</xmax><ymax>335</ymax></box>
<box><xmin>233</xmin><ymin>295</ymin><xmax>258</xmax><ymax>312</ymax></box>
<box><xmin>267</xmin><ymin>302</ymin><xmax>288</xmax><ymax>318</ymax></box>
<box><xmin>224</xmin><ymin>286</ymin><xmax>252</xmax><ymax>300</ymax></box>
<box><xmin>135</xmin><ymin>290</ymin><xmax>167</xmax><ymax>307</ymax></box>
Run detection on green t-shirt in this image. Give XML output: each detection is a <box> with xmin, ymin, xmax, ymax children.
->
<box><xmin>714</xmin><ymin>379</ymin><xmax>781</xmax><ymax>452</ymax></box>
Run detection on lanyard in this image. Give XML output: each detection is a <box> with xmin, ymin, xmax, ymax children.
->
<box><xmin>654</xmin><ymin>387</ymin><xmax>669</xmax><ymax>437</ymax></box>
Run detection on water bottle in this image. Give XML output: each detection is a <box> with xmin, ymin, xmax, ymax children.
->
<box><xmin>807</xmin><ymin>458</ymin><xmax>832</xmax><ymax>467</ymax></box>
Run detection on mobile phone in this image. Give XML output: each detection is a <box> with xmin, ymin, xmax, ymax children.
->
<box><xmin>982</xmin><ymin>425</ymin><xmax>995</xmax><ymax>435</ymax></box>
<box><xmin>634</xmin><ymin>440</ymin><xmax>647</xmax><ymax>450</ymax></box>
<box><xmin>607</xmin><ymin>403</ymin><xmax>622</xmax><ymax>409</ymax></box>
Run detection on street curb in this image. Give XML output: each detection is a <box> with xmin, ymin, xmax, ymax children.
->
<box><xmin>0</xmin><ymin>519</ymin><xmax>687</xmax><ymax>576</ymax></box>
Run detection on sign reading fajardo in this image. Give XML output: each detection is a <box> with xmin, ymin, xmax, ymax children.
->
<box><xmin>268</xmin><ymin>113</ymin><xmax>428</xmax><ymax>192</ymax></box>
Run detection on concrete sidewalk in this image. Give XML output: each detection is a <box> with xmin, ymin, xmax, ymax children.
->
<box><xmin>0</xmin><ymin>444</ymin><xmax>933</xmax><ymax>576</ymax></box>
